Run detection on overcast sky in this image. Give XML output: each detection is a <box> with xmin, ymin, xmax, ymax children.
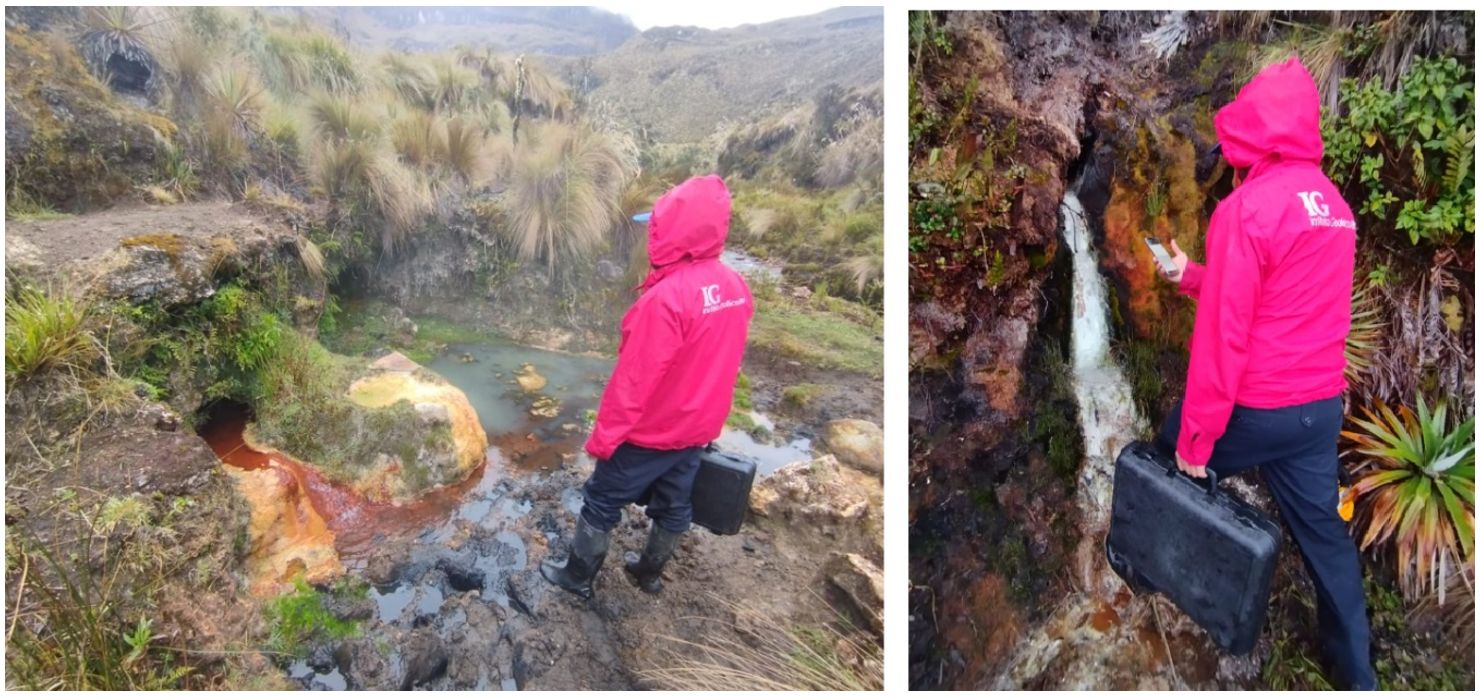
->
<box><xmin>590</xmin><ymin>3</ymin><xmax>841</xmax><ymax>30</ymax></box>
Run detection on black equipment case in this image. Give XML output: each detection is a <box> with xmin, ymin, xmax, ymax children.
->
<box><xmin>689</xmin><ymin>446</ymin><xmax>757</xmax><ymax>535</ymax></box>
<box><xmin>633</xmin><ymin>446</ymin><xmax>756</xmax><ymax>535</ymax></box>
<box><xmin>1105</xmin><ymin>442</ymin><xmax>1282</xmax><ymax>654</ymax></box>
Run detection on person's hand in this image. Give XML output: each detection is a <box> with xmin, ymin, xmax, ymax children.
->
<box><xmin>1176</xmin><ymin>451</ymin><xmax>1206</xmax><ymax>478</ymax></box>
<box><xmin>1162</xmin><ymin>239</ymin><xmax>1190</xmax><ymax>284</ymax></box>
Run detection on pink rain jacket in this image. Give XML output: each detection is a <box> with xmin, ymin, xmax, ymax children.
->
<box><xmin>586</xmin><ymin>175</ymin><xmax>755</xmax><ymax>461</ymax></box>
<box><xmin>1177</xmin><ymin>58</ymin><xmax>1356</xmax><ymax>467</ymax></box>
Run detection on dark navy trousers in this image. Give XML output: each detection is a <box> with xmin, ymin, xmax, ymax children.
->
<box><xmin>580</xmin><ymin>443</ymin><xmax>702</xmax><ymax>534</ymax></box>
<box><xmin>1156</xmin><ymin>396</ymin><xmax>1377</xmax><ymax>690</ymax></box>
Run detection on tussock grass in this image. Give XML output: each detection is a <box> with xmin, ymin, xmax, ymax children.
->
<box><xmin>502</xmin><ymin>123</ymin><xmax>637</xmax><ymax>272</ymax></box>
<box><xmin>258</xmin><ymin>27</ymin><xmax>360</xmax><ymax>97</ymax></box>
<box><xmin>391</xmin><ymin>109</ymin><xmax>444</xmax><ymax>169</ymax></box>
<box><xmin>200</xmin><ymin>61</ymin><xmax>266</xmax><ymax>173</ymax></box>
<box><xmin>5</xmin><ymin>285</ymin><xmax>97</xmax><ymax>380</ymax></box>
<box><xmin>381</xmin><ymin>52</ymin><xmax>436</xmax><ymax>108</ymax></box>
<box><xmin>442</xmin><ymin>116</ymin><xmax>489</xmax><ymax>184</ymax></box>
<box><xmin>308</xmin><ymin>91</ymin><xmax>379</xmax><ymax>145</ymax></box>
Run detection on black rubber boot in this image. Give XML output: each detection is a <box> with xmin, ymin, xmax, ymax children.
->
<box><xmin>623</xmin><ymin>525</ymin><xmax>683</xmax><ymax>594</ymax></box>
<box><xmin>540</xmin><ymin>517</ymin><xmax>609</xmax><ymax>600</ymax></box>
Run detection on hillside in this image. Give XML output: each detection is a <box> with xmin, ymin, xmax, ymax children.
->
<box><xmin>574</xmin><ymin>7</ymin><xmax>883</xmax><ymax>142</ymax></box>
<box><xmin>291</xmin><ymin>6</ymin><xmax>637</xmax><ymax>56</ymax></box>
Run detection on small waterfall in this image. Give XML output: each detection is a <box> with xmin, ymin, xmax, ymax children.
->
<box><xmin>1061</xmin><ymin>192</ymin><xmax>1144</xmax><ymax>591</ymax></box>
<box><xmin>995</xmin><ymin>187</ymin><xmax>1182</xmax><ymax>690</ymax></box>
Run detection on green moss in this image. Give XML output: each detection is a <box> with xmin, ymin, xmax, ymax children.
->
<box><xmin>781</xmin><ymin>383</ymin><xmax>829</xmax><ymax>410</ymax></box>
<box><xmin>264</xmin><ymin>578</ymin><xmax>359</xmax><ymax>659</ymax></box>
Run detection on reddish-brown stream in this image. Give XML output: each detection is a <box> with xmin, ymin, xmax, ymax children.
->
<box><xmin>200</xmin><ymin>406</ymin><xmax>498</xmax><ymax>558</ymax></box>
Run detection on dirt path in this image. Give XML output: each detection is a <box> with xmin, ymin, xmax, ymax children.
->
<box><xmin>5</xmin><ymin>200</ymin><xmax>270</xmax><ymax>270</ymax></box>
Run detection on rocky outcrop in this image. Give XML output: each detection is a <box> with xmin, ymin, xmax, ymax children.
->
<box><xmin>821</xmin><ymin>418</ymin><xmax>883</xmax><ymax>476</ymax></box>
<box><xmin>4</xmin><ymin>201</ymin><xmax>327</xmax><ymax>327</ymax></box>
<box><xmin>749</xmin><ymin>454</ymin><xmax>882</xmax><ymax>558</ymax></box>
<box><xmin>4</xmin><ymin>23</ymin><xmax>172</xmax><ymax>211</ymax></box>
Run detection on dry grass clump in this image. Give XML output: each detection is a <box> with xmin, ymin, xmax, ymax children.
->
<box><xmin>638</xmin><ymin>600</ymin><xmax>882</xmax><ymax>691</ymax></box>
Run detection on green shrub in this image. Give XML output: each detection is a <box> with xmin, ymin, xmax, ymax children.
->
<box><xmin>1324</xmin><ymin>56</ymin><xmax>1475</xmax><ymax>246</ymax></box>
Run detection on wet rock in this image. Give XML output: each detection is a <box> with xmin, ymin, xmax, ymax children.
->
<box><xmin>512</xmin><ymin>633</ymin><xmax>564</xmax><ymax>688</ymax></box>
<box><xmin>437</xmin><ymin>558</ymin><xmax>486</xmax><ymax>593</ymax></box>
<box><xmin>515</xmin><ymin>363</ymin><xmax>548</xmax><ymax>393</ymax></box>
<box><xmin>401</xmin><ymin>630</ymin><xmax>450</xmax><ymax>689</ymax></box>
<box><xmin>824</xmin><ymin>553</ymin><xmax>884</xmax><ymax>635</ymax></box>
<box><xmin>529</xmin><ymin>395</ymin><xmax>561</xmax><ymax>418</ymax></box>
<box><xmin>342</xmin><ymin>636</ymin><xmax>389</xmax><ymax>688</ymax></box>
<box><xmin>306</xmin><ymin>644</ymin><xmax>337</xmax><ymax>673</ymax></box>
<box><xmin>821</xmin><ymin>418</ymin><xmax>883</xmax><ymax>476</ymax></box>
<box><xmin>223</xmin><ymin>463</ymin><xmax>343</xmax><ymax>596</ymax></box>
<box><xmin>323</xmin><ymin>591</ymin><xmax>375</xmax><ymax>624</ymax></box>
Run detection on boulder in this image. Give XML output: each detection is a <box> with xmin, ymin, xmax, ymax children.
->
<box><xmin>824</xmin><ymin>553</ymin><xmax>884</xmax><ymax>635</ymax></box>
<box><xmin>337</xmin><ymin>357</ymin><xmax>490</xmax><ymax>501</ymax></box>
<box><xmin>821</xmin><ymin>419</ymin><xmax>883</xmax><ymax>476</ymax></box>
<box><xmin>748</xmin><ymin>455</ymin><xmax>880</xmax><ymax>551</ymax></box>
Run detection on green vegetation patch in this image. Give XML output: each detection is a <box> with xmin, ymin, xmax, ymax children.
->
<box><xmin>749</xmin><ymin>287</ymin><xmax>882</xmax><ymax>378</ymax></box>
<box><xmin>264</xmin><ymin>578</ymin><xmax>362</xmax><ymax>659</ymax></box>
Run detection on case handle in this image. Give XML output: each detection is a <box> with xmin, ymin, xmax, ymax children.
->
<box><xmin>1165</xmin><ymin>459</ymin><xmax>1219</xmax><ymax>496</ymax></box>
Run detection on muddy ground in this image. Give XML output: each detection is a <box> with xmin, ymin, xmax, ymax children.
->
<box><xmin>305</xmin><ymin>447</ymin><xmax>882</xmax><ymax>690</ymax></box>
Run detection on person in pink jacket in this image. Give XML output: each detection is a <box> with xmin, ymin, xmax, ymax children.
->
<box><xmin>542</xmin><ymin>174</ymin><xmax>754</xmax><ymax>600</ymax></box>
<box><xmin>1153</xmin><ymin>58</ymin><xmax>1375</xmax><ymax>689</ymax></box>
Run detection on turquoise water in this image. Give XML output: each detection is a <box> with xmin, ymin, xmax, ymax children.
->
<box><xmin>426</xmin><ymin>341</ymin><xmax>812</xmax><ymax>475</ymax></box>
<box><xmin>427</xmin><ymin>341</ymin><xmax>612</xmax><ymax>441</ymax></box>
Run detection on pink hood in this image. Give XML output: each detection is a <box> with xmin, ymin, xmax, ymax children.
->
<box><xmin>640</xmin><ymin>175</ymin><xmax>731</xmax><ymax>290</ymax></box>
<box><xmin>1214</xmin><ymin>58</ymin><xmax>1324</xmax><ymax>172</ymax></box>
<box><xmin>586</xmin><ymin>175</ymin><xmax>754</xmax><ymax>460</ymax></box>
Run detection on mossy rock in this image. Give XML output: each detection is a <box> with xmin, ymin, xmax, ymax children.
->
<box><xmin>251</xmin><ymin>353</ymin><xmax>489</xmax><ymax>504</ymax></box>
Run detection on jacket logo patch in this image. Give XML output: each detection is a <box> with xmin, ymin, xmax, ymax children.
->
<box><xmin>701</xmin><ymin>283</ymin><xmax>746</xmax><ymax>315</ymax></box>
<box><xmin>1297</xmin><ymin>191</ymin><xmax>1356</xmax><ymax>230</ymax></box>
<box><xmin>1296</xmin><ymin>191</ymin><xmax>1330</xmax><ymax>217</ymax></box>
